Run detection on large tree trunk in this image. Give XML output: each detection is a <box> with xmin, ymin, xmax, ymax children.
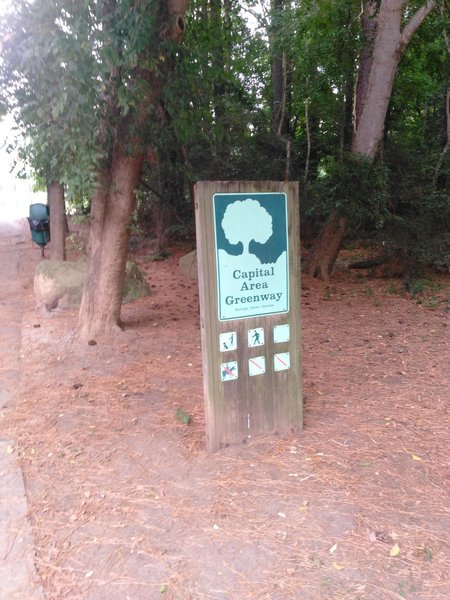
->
<box><xmin>305</xmin><ymin>212</ymin><xmax>348</xmax><ymax>280</ymax></box>
<box><xmin>77</xmin><ymin>0</ymin><xmax>188</xmax><ymax>340</ymax></box>
<box><xmin>78</xmin><ymin>148</ymin><xmax>144</xmax><ymax>339</ymax></box>
<box><xmin>305</xmin><ymin>0</ymin><xmax>436</xmax><ymax>280</ymax></box>
<box><xmin>47</xmin><ymin>181</ymin><xmax>66</xmax><ymax>261</ymax></box>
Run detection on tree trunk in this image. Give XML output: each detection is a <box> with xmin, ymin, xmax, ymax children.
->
<box><xmin>77</xmin><ymin>0</ymin><xmax>188</xmax><ymax>340</ymax></box>
<box><xmin>47</xmin><ymin>181</ymin><xmax>66</xmax><ymax>261</ymax></box>
<box><xmin>270</xmin><ymin>0</ymin><xmax>292</xmax><ymax>181</ymax></box>
<box><xmin>306</xmin><ymin>0</ymin><xmax>436</xmax><ymax>279</ymax></box>
<box><xmin>351</xmin><ymin>0</ymin><xmax>404</xmax><ymax>158</ymax></box>
<box><xmin>305</xmin><ymin>212</ymin><xmax>349</xmax><ymax>280</ymax></box>
<box><xmin>78</xmin><ymin>149</ymin><xmax>144</xmax><ymax>339</ymax></box>
<box><xmin>353</xmin><ymin>1</ymin><xmax>378</xmax><ymax>135</ymax></box>
<box><xmin>210</xmin><ymin>0</ymin><xmax>225</xmax><ymax>125</ymax></box>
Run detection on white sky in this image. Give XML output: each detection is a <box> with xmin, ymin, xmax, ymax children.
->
<box><xmin>0</xmin><ymin>0</ymin><xmax>14</xmax><ymax>16</ymax></box>
<box><xmin>0</xmin><ymin>117</ymin><xmax>46</xmax><ymax>223</ymax></box>
<box><xmin>0</xmin><ymin>2</ymin><xmax>46</xmax><ymax>221</ymax></box>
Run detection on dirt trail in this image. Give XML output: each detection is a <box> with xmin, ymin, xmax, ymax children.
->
<box><xmin>1</xmin><ymin>221</ymin><xmax>449</xmax><ymax>599</ymax></box>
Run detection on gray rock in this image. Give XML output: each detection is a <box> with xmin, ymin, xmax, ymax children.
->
<box><xmin>179</xmin><ymin>250</ymin><xmax>198</xmax><ymax>280</ymax></box>
<box><xmin>34</xmin><ymin>260</ymin><xmax>149</xmax><ymax>310</ymax></box>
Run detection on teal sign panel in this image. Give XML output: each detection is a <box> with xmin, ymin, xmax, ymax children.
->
<box><xmin>213</xmin><ymin>192</ymin><xmax>289</xmax><ymax>321</ymax></box>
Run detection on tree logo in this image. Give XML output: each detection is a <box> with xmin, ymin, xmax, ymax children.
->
<box><xmin>221</xmin><ymin>198</ymin><xmax>273</xmax><ymax>258</ymax></box>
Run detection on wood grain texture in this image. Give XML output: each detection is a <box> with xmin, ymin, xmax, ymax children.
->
<box><xmin>195</xmin><ymin>181</ymin><xmax>302</xmax><ymax>452</ymax></box>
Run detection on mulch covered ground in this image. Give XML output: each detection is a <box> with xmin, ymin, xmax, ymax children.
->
<box><xmin>2</xmin><ymin>222</ymin><xmax>449</xmax><ymax>599</ymax></box>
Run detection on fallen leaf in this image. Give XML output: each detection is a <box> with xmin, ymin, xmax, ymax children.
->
<box><xmin>333</xmin><ymin>562</ymin><xmax>344</xmax><ymax>571</ymax></box>
<box><xmin>411</xmin><ymin>454</ymin><xmax>423</xmax><ymax>461</ymax></box>
<box><xmin>390</xmin><ymin>543</ymin><xmax>400</xmax><ymax>557</ymax></box>
<box><xmin>6</xmin><ymin>445</ymin><xmax>14</xmax><ymax>454</ymax></box>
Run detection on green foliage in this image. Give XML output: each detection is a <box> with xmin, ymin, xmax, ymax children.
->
<box><xmin>0</xmin><ymin>0</ymin><xmax>100</xmax><ymax>202</ymax></box>
<box><xmin>380</xmin><ymin>136</ymin><xmax>449</xmax><ymax>272</ymax></box>
<box><xmin>380</xmin><ymin>190</ymin><xmax>450</xmax><ymax>273</ymax></box>
<box><xmin>0</xmin><ymin>0</ymin><xmax>182</xmax><ymax>212</ymax></box>
<box><xmin>0</xmin><ymin>0</ymin><xmax>447</xmax><ymax>276</ymax></box>
<box><xmin>164</xmin><ymin>0</ymin><xmax>271</xmax><ymax>180</ymax></box>
<box><xmin>289</xmin><ymin>0</ymin><xmax>359</xmax><ymax>172</ymax></box>
<box><xmin>389</xmin><ymin>5</ymin><xmax>449</xmax><ymax>154</ymax></box>
<box><xmin>311</xmin><ymin>153</ymin><xmax>389</xmax><ymax>228</ymax></box>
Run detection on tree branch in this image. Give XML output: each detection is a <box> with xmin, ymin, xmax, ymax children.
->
<box><xmin>400</xmin><ymin>1</ymin><xmax>436</xmax><ymax>49</ymax></box>
<box><xmin>139</xmin><ymin>179</ymin><xmax>163</xmax><ymax>200</ymax></box>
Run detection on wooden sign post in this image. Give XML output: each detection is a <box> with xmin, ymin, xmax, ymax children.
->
<box><xmin>195</xmin><ymin>181</ymin><xmax>302</xmax><ymax>452</ymax></box>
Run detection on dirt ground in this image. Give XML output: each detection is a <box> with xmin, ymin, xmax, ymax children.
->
<box><xmin>2</xmin><ymin>221</ymin><xmax>449</xmax><ymax>600</ymax></box>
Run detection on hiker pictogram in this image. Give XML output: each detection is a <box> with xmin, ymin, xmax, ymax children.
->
<box><xmin>248</xmin><ymin>327</ymin><xmax>264</xmax><ymax>348</ymax></box>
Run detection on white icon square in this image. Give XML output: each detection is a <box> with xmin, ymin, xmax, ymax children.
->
<box><xmin>274</xmin><ymin>352</ymin><xmax>290</xmax><ymax>371</ymax></box>
<box><xmin>220</xmin><ymin>361</ymin><xmax>238</xmax><ymax>381</ymax></box>
<box><xmin>273</xmin><ymin>324</ymin><xmax>290</xmax><ymax>344</ymax></box>
<box><xmin>219</xmin><ymin>332</ymin><xmax>237</xmax><ymax>352</ymax></box>
<box><xmin>248</xmin><ymin>327</ymin><xmax>264</xmax><ymax>348</ymax></box>
<box><xmin>248</xmin><ymin>356</ymin><xmax>266</xmax><ymax>376</ymax></box>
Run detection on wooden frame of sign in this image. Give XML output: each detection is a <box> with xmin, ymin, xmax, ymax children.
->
<box><xmin>195</xmin><ymin>181</ymin><xmax>302</xmax><ymax>452</ymax></box>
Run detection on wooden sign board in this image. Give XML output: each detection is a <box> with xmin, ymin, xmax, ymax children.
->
<box><xmin>195</xmin><ymin>181</ymin><xmax>302</xmax><ymax>452</ymax></box>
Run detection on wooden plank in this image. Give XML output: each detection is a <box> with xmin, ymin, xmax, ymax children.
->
<box><xmin>195</xmin><ymin>181</ymin><xmax>302</xmax><ymax>452</ymax></box>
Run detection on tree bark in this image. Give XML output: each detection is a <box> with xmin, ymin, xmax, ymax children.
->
<box><xmin>353</xmin><ymin>1</ymin><xmax>378</xmax><ymax>134</ymax></box>
<box><xmin>78</xmin><ymin>147</ymin><xmax>144</xmax><ymax>339</ymax></box>
<box><xmin>353</xmin><ymin>0</ymin><xmax>436</xmax><ymax>158</ymax></box>
<box><xmin>77</xmin><ymin>0</ymin><xmax>188</xmax><ymax>340</ymax></box>
<box><xmin>47</xmin><ymin>181</ymin><xmax>66</xmax><ymax>261</ymax></box>
<box><xmin>305</xmin><ymin>212</ymin><xmax>349</xmax><ymax>280</ymax></box>
<box><xmin>306</xmin><ymin>0</ymin><xmax>436</xmax><ymax>279</ymax></box>
<box><xmin>270</xmin><ymin>0</ymin><xmax>292</xmax><ymax>181</ymax></box>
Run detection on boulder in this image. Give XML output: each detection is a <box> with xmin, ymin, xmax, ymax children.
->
<box><xmin>122</xmin><ymin>261</ymin><xmax>150</xmax><ymax>303</ymax></box>
<box><xmin>34</xmin><ymin>260</ymin><xmax>150</xmax><ymax>310</ymax></box>
<box><xmin>178</xmin><ymin>250</ymin><xmax>198</xmax><ymax>280</ymax></box>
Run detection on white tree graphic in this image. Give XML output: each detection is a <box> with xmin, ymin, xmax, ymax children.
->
<box><xmin>221</xmin><ymin>199</ymin><xmax>273</xmax><ymax>257</ymax></box>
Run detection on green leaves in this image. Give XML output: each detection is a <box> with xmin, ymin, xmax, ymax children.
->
<box><xmin>313</xmin><ymin>153</ymin><xmax>390</xmax><ymax>227</ymax></box>
<box><xmin>0</xmin><ymin>0</ymin><xmax>99</xmax><ymax>197</ymax></box>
